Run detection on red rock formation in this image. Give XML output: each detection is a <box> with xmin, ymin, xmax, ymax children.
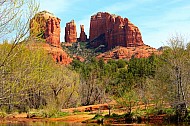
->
<box><xmin>30</xmin><ymin>11</ymin><xmax>61</xmax><ymax>47</ymax></box>
<box><xmin>30</xmin><ymin>11</ymin><xmax>72</xmax><ymax>65</ymax></box>
<box><xmin>79</xmin><ymin>25</ymin><xmax>87</xmax><ymax>42</ymax></box>
<box><xmin>90</xmin><ymin>12</ymin><xmax>144</xmax><ymax>50</ymax></box>
<box><xmin>65</xmin><ymin>20</ymin><xmax>77</xmax><ymax>43</ymax></box>
<box><xmin>28</xmin><ymin>43</ymin><xmax>72</xmax><ymax>65</ymax></box>
<box><xmin>96</xmin><ymin>45</ymin><xmax>162</xmax><ymax>61</ymax></box>
<box><xmin>46</xmin><ymin>44</ymin><xmax>72</xmax><ymax>65</ymax></box>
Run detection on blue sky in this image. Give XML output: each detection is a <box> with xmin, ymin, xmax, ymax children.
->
<box><xmin>39</xmin><ymin>0</ymin><xmax>190</xmax><ymax>48</ymax></box>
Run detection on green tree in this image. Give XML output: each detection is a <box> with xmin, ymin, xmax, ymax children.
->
<box><xmin>47</xmin><ymin>64</ymin><xmax>80</xmax><ymax>110</ymax></box>
<box><xmin>0</xmin><ymin>42</ymin><xmax>53</xmax><ymax>112</ymax></box>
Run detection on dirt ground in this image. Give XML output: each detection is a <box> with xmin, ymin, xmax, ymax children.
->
<box><xmin>0</xmin><ymin>113</ymin><xmax>94</xmax><ymax>124</ymax></box>
<box><xmin>0</xmin><ymin>103</ymin><xmax>111</xmax><ymax>124</ymax></box>
<box><xmin>0</xmin><ymin>102</ymin><xmax>168</xmax><ymax>124</ymax></box>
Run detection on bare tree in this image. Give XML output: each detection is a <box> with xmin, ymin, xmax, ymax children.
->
<box><xmin>156</xmin><ymin>34</ymin><xmax>190</xmax><ymax>121</ymax></box>
<box><xmin>0</xmin><ymin>0</ymin><xmax>39</xmax><ymax>67</ymax></box>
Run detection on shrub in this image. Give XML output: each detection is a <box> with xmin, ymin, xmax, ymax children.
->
<box><xmin>0</xmin><ymin>112</ymin><xmax>6</xmax><ymax>118</ymax></box>
<box><xmin>92</xmin><ymin>114</ymin><xmax>104</xmax><ymax>120</ymax></box>
<box><xmin>27</xmin><ymin>109</ymin><xmax>69</xmax><ymax>118</ymax></box>
<box><xmin>164</xmin><ymin>108</ymin><xmax>175</xmax><ymax>115</ymax></box>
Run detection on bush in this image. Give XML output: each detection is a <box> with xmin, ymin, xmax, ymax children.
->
<box><xmin>184</xmin><ymin>111</ymin><xmax>190</xmax><ymax>122</ymax></box>
<box><xmin>145</xmin><ymin>108</ymin><xmax>157</xmax><ymax>116</ymax></box>
<box><xmin>73</xmin><ymin>109</ymin><xmax>80</xmax><ymax>113</ymax></box>
<box><xmin>164</xmin><ymin>108</ymin><xmax>175</xmax><ymax>115</ymax></box>
<box><xmin>50</xmin><ymin>112</ymin><xmax>69</xmax><ymax>118</ymax></box>
<box><xmin>27</xmin><ymin>109</ymin><xmax>69</xmax><ymax>118</ymax></box>
<box><xmin>92</xmin><ymin>114</ymin><xmax>104</xmax><ymax>120</ymax></box>
<box><xmin>133</xmin><ymin>109</ymin><xmax>146</xmax><ymax>118</ymax></box>
<box><xmin>0</xmin><ymin>112</ymin><xmax>6</xmax><ymax>118</ymax></box>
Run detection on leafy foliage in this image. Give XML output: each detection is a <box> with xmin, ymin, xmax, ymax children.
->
<box><xmin>0</xmin><ymin>42</ymin><xmax>80</xmax><ymax>113</ymax></box>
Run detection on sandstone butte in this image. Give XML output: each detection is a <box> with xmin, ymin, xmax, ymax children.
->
<box><xmin>89</xmin><ymin>12</ymin><xmax>161</xmax><ymax>60</ymax></box>
<box><xmin>30</xmin><ymin>11</ymin><xmax>72</xmax><ymax>65</ymax></box>
<box><xmin>79</xmin><ymin>25</ymin><xmax>87</xmax><ymax>42</ymax></box>
<box><xmin>90</xmin><ymin>12</ymin><xmax>144</xmax><ymax>50</ymax></box>
<box><xmin>65</xmin><ymin>20</ymin><xmax>77</xmax><ymax>43</ymax></box>
<box><xmin>30</xmin><ymin>11</ymin><xmax>161</xmax><ymax>63</ymax></box>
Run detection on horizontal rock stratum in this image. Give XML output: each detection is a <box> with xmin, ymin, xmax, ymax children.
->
<box><xmin>90</xmin><ymin>12</ymin><xmax>144</xmax><ymax>50</ymax></box>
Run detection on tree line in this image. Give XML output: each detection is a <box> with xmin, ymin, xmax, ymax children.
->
<box><xmin>71</xmin><ymin>35</ymin><xmax>189</xmax><ymax>120</ymax></box>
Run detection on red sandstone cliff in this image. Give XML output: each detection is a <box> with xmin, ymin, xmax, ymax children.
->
<box><xmin>65</xmin><ymin>20</ymin><xmax>77</xmax><ymax>43</ymax></box>
<box><xmin>90</xmin><ymin>12</ymin><xmax>144</xmax><ymax>50</ymax></box>
<box><xmin>30</xmin><ymin>11</ymin><xmax>72</xmax><ymax>65</ymax></box>
<box><xmin>30</xmin><ymin>11</ymin><xmax>161</xmax><ymax>63</ymax></box>
<box><xmin>41</xmin><ymin>43</ymin><xmax>72</xmax><ymax>65</ymax></box>
<box><xmin>79</xmin><ymin>25</ymin><xmax>87</xmax><ymax>42</ymax></box>
<box><xmin>30</xmin><ymin>11</ymin><xmax>61</xmax><ymax>47</ymax></box>
<box><xmin>28</xmin><ymin>43</ymin><xmax>72</xmax><ymax>65</ymax></box>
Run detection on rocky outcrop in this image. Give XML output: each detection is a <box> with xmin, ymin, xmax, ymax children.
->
<box><xmin>30</xmin><ymin>11</ymin><xmax>61</xmax><ymax>47</ymax></box>
<box><xmin>30</xmin><ymin>11</ymin><xmax>72</xmax><ymax>65</ymax></box>
<box><xmin>30</xmin><ymin>11</ymin><xmax>161</xmax><ymax>64</ymax></box>
<box><xmin>97</xmin><ymin>45</ymin><xmax>161</xmax><ymax>61</ymax></box>
<box><xmin>65</xmin><ymin>20</ymin><xmax>77</xmax><ymax>43</ymax></box>
<box><xmin>79</xmin><ymin>25</ymin><xmax>87</xmax><ymax>42</ymax></box>
<box><xmin>28</xmin><ymin>43</ymin><xmax>72</xmax><ymax>65</ymax></box>
<box><xmin>43</xmin><ymin>44</ymin><xmax>72</xmax><ymax>65</ymax></box>
<box><xmin>90</xmin><ymin>12</ymin><xmax>144</xmax><ymax>50</ymax></box>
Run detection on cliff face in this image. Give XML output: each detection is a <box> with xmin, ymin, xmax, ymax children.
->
<box><xmin>30</xmin><ymin>11</ymin><xmax>72</xmax><ymax>65</ymax></box>
<box><xmin>90</xmin><ymin>12</ymin><xmax>144</xmax><ymax>50</ymax></box>
<box><xmin>65</xmin><ymin>20</ymin><xmax>77</xmax><ymax>43</ymax></box>
<box><xmin>79</xmin><ymin>25</ymin><xmax>87</xmax><ymax>42</ymax></box>
<box><xmin>30</xmin><ymin>11</ymin><xmax>61</xmax><ymax>47</ymax></box>
<box><xmin>41</xmin><ymin>44</ymin><xmax>72</xmax><ymax>65</ymax></box>
<box><xmin>30</xmin><ymin>11</ymin><xmax>161</xmax><ymax>63</ymax></box>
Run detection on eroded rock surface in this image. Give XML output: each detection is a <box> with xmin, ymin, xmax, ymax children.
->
<box><xmin>30</xmin><ymin>11</ymin><xmax>61</xmax><ymax>47</ymax></box>
<box><xmin>90</xmin><ymin>12</ymin><xmax>144</xmax><ymax>50</ymax></box>
<box><xmin>79</xmin><ymin>25</ymin><xmax>87</xmax><ymax>42</ymax></box>
<box><xmin>65</xmin><ymin>20</ymin><xmax>77</xmax><ymax>43</ymax></box>
<box><xmin>97</xmin><ymin>45</ymin><xmax>161</xmax><ymax>61</ymax></box>
<box><xmin>30</xmin><ymin>11</ymin><xmax>72</xmax><ymax>65</ymax></box>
